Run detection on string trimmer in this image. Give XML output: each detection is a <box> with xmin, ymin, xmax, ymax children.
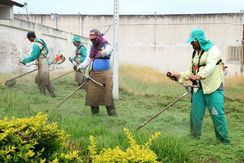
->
<box><xmin>136</xmin><ymin>72</ymin><xmax>198</xmax><ymax>131</ymax></box>
<box><xmin>5</xmin><ymin>54</ymin><xmax>66</xmax><ymax>87</ymax></box>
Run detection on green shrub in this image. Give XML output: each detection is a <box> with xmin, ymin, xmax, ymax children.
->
<box><xmin>0</xmin><ymin>113</ymin><xmax>82</xmax><ymax>162</ymax></box>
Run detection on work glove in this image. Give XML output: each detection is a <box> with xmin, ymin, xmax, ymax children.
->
<box><xmin>166</xmin><ymin>72</ymin><xmax>179</xmax><ymax>81</ymax></box>
<box><xmin>73</xmin><ymin>65</ymin><xmax>77</xmax><ymax>70</ymax></box>
<box><xmin>189</xmin><ymin>75</ymin><xmax>202</xmax><ymax>81</ymax></box>
<box><xmin>19</xmin><ymin>58</ymin><xmax>25</xmax><ymax>65</ymax></box>
<box><xmin>68</xmin><ymin>57</ymin><xmax>72</xmax><ymax>62</ymax></box>
<box><xmin>77</xmin><ymin>63</ymin><xmax>85</xmax><ymax>70</ymax></box>
<box><xmin>98</xmin><ymin>48</ymin><xmax>106</xmax><ymax>57</ymax></box>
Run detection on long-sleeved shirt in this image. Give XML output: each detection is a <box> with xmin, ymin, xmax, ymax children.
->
<box><xmin>22</xmin><ymin>38</ymin><xmax>48</xmax><ymax>64</ymax></box>
<box><xmin>179</xmin><ymin>45</ymin><xmax>224</xmax><ymax>94</ymax></box>
<box><xmin>78</xmin><ymin>44</ymin><xmax>112</xmax><ymax>70</ymax></box>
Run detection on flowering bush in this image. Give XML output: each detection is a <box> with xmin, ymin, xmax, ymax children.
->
<box><xmin>0</xmin><ymin>113</ymin><xmax>82</xmax><ymax>162</ymax></box>
<box><xmin>88</xmin><ymin>128</ymin><xmax>161</xmax><ymax>163</ymax></box>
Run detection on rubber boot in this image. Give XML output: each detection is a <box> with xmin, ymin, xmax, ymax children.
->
<box><xmin>46</xmin><ymin>84</ymin><xmax>56</xmax><ymax>97</ymax></box>
<box><xmin>106</xmin><ymin>101</ymin><xmax>116</xmax><ymax>116</ymax></box>
<box><xmin>38</xmin><ymin>84</ymin><xmax>46</xmax><ymax>95</ymax></box>
<box><xmin>91</xmin><ymin>106</ymin><xmax>99</xmax><ymax>115</ymax></box>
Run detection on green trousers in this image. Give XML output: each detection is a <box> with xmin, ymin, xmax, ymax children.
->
<box><xmin>191</xmin><ymin>89</ymin><xmax>230</xmax><ymax>144</ymax></box>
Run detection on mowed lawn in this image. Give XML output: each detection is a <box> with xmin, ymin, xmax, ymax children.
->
<box><xmin>0</xmin><ymin>65</ymin><xmax>243</xmax><ymax>163</ymax></box>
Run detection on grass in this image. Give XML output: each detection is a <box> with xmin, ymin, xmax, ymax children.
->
<box><xmin>0</xmin><ymin>65</ymin><xmax>244</xmax><ymax>163</ymax></box>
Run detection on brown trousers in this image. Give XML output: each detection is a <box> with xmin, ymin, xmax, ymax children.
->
<box><xmin>35</xmin><ymin>57</ymin><xmax>55</xmax><ymax>97</ymax></box>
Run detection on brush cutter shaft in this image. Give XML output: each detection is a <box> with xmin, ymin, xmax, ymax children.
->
<box><xmin>84</xmin><ymin>74</ymin><xmax>105</xmax><ymax>87</ymax></box>
<box><xmin>5</xmin><ymin>68</ymin><xmax>38</xmax><ymax>87</ymax></box>
<box><xmin>69</xmin><ymin>58</ymin><xmax>105</xmax><ymax>87</ymax></box>
<box><xmin>5</xmin><ymin>57</ymin><xmax>65</xmax><ymax>87</ymax></box>
<box><xmin>136</xmin><ymin>91</ymin><xmax>190</xmax><ymax>130</ymax></box>
<box><xmin>56</xmin><ymin>81</ymin><xmax>86</xmax><ymax>108</ymax></box>
<box><xmin>51</xmin><ymin>70</ymin><xmax>74</xmax><ymax>81</ymax></box>
<box><xmin>136</xmin><ymin>72</ymin><xmax>199</xmax><ymax>130</ymax></box>
<box><xmin>8</xmin><ymin>69</ymin><xmax>38</xmax><ymax>81</ymax></box>
<box><xmin>11</xmin><ymin>58</ymin><xmax>57</xmax><ymax>81</ymax></box>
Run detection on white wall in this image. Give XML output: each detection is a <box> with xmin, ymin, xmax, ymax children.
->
<box><xmin>0</xmin><ymin>19</ymin><xmax>89</xmax><ymax>73</ymax></box>
<box><xmin>12</xmin><ymin>13</ymin><xmax>244</xmax><ymax>75</ymax></box>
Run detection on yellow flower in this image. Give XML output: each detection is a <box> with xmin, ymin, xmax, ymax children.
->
<box><xmin>89</xmin><ymin>128</ymin><xmax>161</xmax><ymax>162</ymax></box>
<box><xmin>88</xmin><ymin>135</ymin><xmax>97</xmax><ymax>157</ymax></box>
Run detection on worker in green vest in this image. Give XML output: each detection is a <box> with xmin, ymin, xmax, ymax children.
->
<box><xmin>71</xmin><ymin>36</ymin><xmax>87</xmax><ymax>86</ymax></box>
<box><xmin>169</xmin><ymin>28</ymin><xmax>230</xmax><ymax>144</ymax></box>
<box><xmin>20</xmin><ymin>31</ymin><xmax>55</xmax><ymax>97</ymax></box>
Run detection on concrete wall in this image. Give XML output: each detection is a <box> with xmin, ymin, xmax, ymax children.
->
<box><xmin>0</xmin><ymin>19</ymin><xmax>89</xmax><ymax>73</ymax></box>
<box><xmin>13</xmin><ymin>13</ymin><xmax>244</xmax><ymax>75</ymax></box>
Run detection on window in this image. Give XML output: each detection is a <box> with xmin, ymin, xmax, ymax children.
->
<box><xmin>228</xmin><ymin>46</ymin><xmax>244</xmax><ymax>65</ymax></box>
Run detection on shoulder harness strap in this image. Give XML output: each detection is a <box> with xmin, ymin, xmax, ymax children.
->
<box><xmin>35</xmin><ymin>39</ymin><xmax>45</xmax><ymax>52</ymax></box>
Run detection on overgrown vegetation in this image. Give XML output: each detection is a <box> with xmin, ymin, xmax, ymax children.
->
<box><xmin>0</xmin><ymin>65</ymin><xmax>243</xmax><ymax>162</ymax></box>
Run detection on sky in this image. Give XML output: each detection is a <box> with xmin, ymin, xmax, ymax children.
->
<box><xmin>13</xmin><ymin>0</ymin><xmax>244</xmax><ymax>15</ymax></box>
